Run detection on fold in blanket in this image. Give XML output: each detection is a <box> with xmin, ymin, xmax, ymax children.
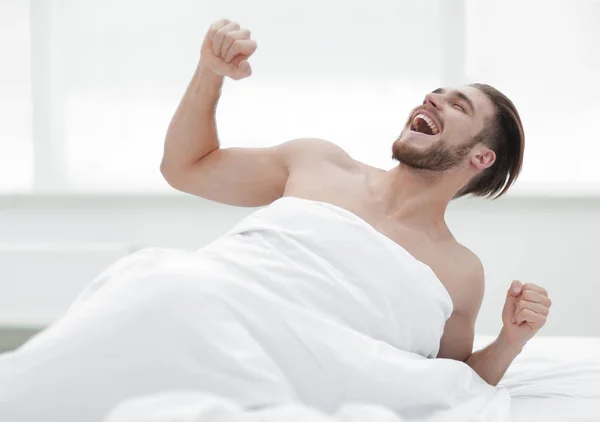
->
<box><xmin>0</xmin><ymin>196</ymin><xmax>511</xmax><ymax>422</ymax></box>
<box><xmin>102</xmin><ymin>390</ymin><xmax>510</xmax><ymax>422</ymax></box>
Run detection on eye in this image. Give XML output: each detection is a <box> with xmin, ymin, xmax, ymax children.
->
<box><xmin>453</xmin><ymin>103</ymin><xmax>466</xmax><ymax>113</ymax></box>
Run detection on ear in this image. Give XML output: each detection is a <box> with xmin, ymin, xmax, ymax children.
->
<box><xmin>470</xmin><ymin>147</ymin><xmax>496</xmax><ymax>170</ymax></box>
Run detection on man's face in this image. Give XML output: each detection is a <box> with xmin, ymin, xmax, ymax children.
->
<box><xmin>392</xmin><ymin>86</ymin><xmax>496</xmax><ymax>171</ymax></box>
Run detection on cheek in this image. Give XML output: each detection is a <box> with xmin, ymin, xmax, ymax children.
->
<box><xmin>446</xmin><ymin>125</ymin><xmax>474</xmax><ymax>146</ymax></box>
<box><xmin>445</xmin><ymin>112</ymin><xmax>477</xmax><ymax>141</ymax></box>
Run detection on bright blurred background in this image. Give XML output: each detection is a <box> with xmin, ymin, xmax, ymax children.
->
<box><xmin>1</xmin><ymin>0</ymin><xmax>599</xmax><ymax>349</ymax></box>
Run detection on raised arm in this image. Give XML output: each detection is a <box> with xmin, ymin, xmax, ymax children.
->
<box><xmin>160</xmin><ymin>19</ymin><xmax>341</xmax><ymax>207</ymax></box>
<box><xmin>160</xmin><ymin>18</ymin><xmax>282</xmax><ymax>206</ymax></box>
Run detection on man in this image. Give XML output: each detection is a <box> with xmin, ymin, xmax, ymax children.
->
<box><xmin>160</xmin><ymin>18</ymin><xmax>552</xmax><ymax>387</ymax></box>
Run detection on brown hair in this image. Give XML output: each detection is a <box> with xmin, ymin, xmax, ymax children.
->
<box><xmin>455</xmin><ymin>83</ymin><xmax>525</xmax><ymax>199</ymax></box>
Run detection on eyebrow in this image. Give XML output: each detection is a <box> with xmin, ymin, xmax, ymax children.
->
<box><xmin>432</xmin><ymin>87</ymin><xmax>475</xmax><ymax>113</ymax></box>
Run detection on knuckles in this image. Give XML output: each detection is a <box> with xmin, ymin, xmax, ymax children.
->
<box><xmin>522</xmin><ymin>283</ymin><xmax>549</xmax><ymax>297</ymax></box>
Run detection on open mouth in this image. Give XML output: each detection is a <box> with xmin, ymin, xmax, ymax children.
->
<box><xmin>410</xmin><ymin>112</ymin><xmax>440</xmax><ymax>136</ymax></box>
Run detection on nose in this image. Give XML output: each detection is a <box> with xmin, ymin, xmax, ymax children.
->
<box><xmin>423</xmin><ymin>92</ymin><xmax>443</xmax><ymax>111</ymax></box>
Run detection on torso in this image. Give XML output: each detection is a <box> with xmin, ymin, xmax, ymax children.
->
<box><xmin>283</xmin><ymin>149</ymin><xmax>476</xmax><ymax>313</ymax></box>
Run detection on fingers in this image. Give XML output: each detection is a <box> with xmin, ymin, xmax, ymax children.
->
<box><xmin>515</xmin><ymin>299</ymin><xmax>550</xmax><ymax>317</ymax></box>
<box><xmin>206</xmin><ymin>18</ymin><xmax>230</xmax><ymax>47</ymax></box>
<box><xmin>505</xmin><ymin>280</ymin><xmax>551</xmax><ymax>336</ymax></box>
<box><xmin>212</xmin><ymin>21</ymin><xmax>240</xmax><ymax>56</ymax></box>
<box><xmin>225</xmin><ymin>39</ymin><xmax>257</xmax><ymax>63</ymax></box>
<box><xmin>522</xmin><ymin>283</ymin><xmax>548</xmax><ymax>297</ymax></box>
<box><xmin>221</xmin><ymin>29</ymin><xmax>251</xmax><ymax>62</ymax></box>
<box><xmin>204</xmin><ymin>19</ymin><xmax>256</xmax><ymax>80</ymax></box>
<box><xmin>521</xmin><ymin>289</ymin><xmax>552</xmax><ymax>308</ymax></box>
<box><xmin>514</xmin><ymin>308</ymin><xmax>547</xmax><ymax>329</ymax></box>
<box><xmin>210</xmin><ymin>22</ymin><xmax>256</xmax><ymax>63</ymax></box>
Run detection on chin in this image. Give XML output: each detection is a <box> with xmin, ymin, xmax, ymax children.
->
<box><xmin>401</xmin><ymin>130</ymin><xmax>440</xmax><ymax>146</ymax></box>
<box><xmin>393</xmin><ymin>133</ymin><xmax>437</xmax><ymax>157</ymax></box>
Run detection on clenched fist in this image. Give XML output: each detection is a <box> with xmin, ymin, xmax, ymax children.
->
<box><xmin>200</xmin><ymin>18</ymin><xmax>257</xmax><ymax>80</ymax></box>
<box><xmin>501</xmin><ymin>280</ymin><xmax>552</xmax><ymax>348</ymax></box>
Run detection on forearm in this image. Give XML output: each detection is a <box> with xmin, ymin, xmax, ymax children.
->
<box><xmin>465</xmin><ymin>328</ymin><xmax>523</xmax><ymax>386</ymax></box>
<box><xmin>162</xmin><ymin>65</ymin><xmax>224</xmax><ymax>171</ymax></box>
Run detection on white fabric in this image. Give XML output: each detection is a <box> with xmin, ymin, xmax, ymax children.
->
<box><xmin>511</xmin><ymin>398</ymin><xmax>600</xmax><ymax>422</ymax></box>
<box><xmin>475</xmin><ymin>335</ymin><xmax>600</xmax><ymax>399</ymax></box>
<box><xmin>0</xmin><ymin>196</ymin><xmax>511</xmax><ymax>422</ymax></box>
<box><xmin>475</xmin><ymin>335</ymin><xmax>600</xmax><ymax>421</ymax></box>
<box><xmin>105</xmin><ymin>336</ymin><xmax>600</xmax><ymax>422</ymax></box>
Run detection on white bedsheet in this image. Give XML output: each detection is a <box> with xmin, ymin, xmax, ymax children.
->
<box><xmin>105</xmin><ymin>337</ymin><xmax>600</xmax><ymax>422</ymax></box>
<box><xmin>475</xmin><ymin>336</ymin><xmax>600</xmax><ymax>421</ymax></box>
<box><xmin>0</xmin><ymin>197</ymin><xmax>512</xmax><ymax>422</ymax></box>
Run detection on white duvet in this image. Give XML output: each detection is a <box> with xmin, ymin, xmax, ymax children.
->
<box><xmin>0</xmin><ymin>196</ymin><xmax>512</xmax><ymax>422</ymax></box>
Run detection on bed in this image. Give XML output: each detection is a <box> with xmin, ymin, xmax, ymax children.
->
<box><xmin>101</xmin><ymin>335</ymin><xmax>600</xmax><ymax>422</ymax></box>
<box><xmin>0</xmin><ymin>236</ymin><xmax>598</xmax><ymax>422</ymax></box>
<box><xmin>474</xmin><ymin>335</ymin><xmax>600</xmax><ymax>421</ymax></box>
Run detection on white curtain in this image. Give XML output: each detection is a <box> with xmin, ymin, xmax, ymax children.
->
<box><xmin>2</xmin><ymin>0</ymin><xmax>599</xmax><ymax>193</ymax></box>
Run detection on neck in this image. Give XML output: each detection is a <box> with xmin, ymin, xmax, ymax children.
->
<box><xmin>372</xmin><ymin>164</ymin><xmax>458</xmax><ymax>229</ymax></box>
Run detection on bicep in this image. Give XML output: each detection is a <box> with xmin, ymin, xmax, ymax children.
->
<box><xmin>174</xmin><ymin>145</ymin><xmax>289</xmax><ymax>207</ymax></box>
<box><xmin>437</xmin><ymin>253</ymin><xmax>485</xmax><ymax>361</ymax></box>
<box><xmin>437</xmin><ymin>312</ymin><xmax>476</xmax><ymax>361</ymax></box>
<box><xmin>162</xmin><ymin>138</ymin><xmax>330</xmax><ymax>207</ymax></box>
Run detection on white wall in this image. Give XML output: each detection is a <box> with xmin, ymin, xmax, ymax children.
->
<box><xmin>0</xmin><ymin>193</ymin><xmax>598</xmax><ymax>337</ymax></box>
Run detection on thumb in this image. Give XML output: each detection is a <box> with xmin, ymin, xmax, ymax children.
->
<box><xmin>230</xmin><ymin>59</ymin><xmax>251</xmax><ymax>80</ymax></box>
<box><xmin>508</xmin><ymin>280</ymin><xmax>523</xmax><ymax>297</ymax></box>
<box><xmin>237</xmin><ymin>60</ymin><xmax>252</xmax><ymax>77</ymax></box>
<box><xmin>503</xmin><ymin>280</ymin><xmax>522</xmax><ymax>322</ymax></box>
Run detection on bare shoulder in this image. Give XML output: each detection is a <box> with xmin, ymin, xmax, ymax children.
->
<box><xmin>447</xmin><ymin>243</ymin><xmax>485</xmax><ymax>315</ymax></box>
<box><xmin>282</xmin><ymin>137</ymin><xmax>347</xmax><ymax>154</ymax></box>
<box><xmin>280</xmin><ymin>138</ymin><xmax>354</xmax><ymax>167</ymax></box>
<box><xmin>455</xmin><ymin>243</ymin><xmax>485</xmax><ymax>282</ymax></box>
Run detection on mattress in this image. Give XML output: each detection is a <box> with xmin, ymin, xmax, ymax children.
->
<box><xmin>473</xmin><ymin>335</ymin><xmax>600</xmax><ymax>421</ymax></box>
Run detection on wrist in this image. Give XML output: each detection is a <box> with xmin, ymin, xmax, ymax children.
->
<box><xmin>188</xmin><ymin>63</ymin><xmax>224</xmax><ymax>100</ymax></box>
<box><xmin>497</xmin><ymin>327</ymin><xmax>525</xmax><ymax>355</ymax></box>
<box><xmin>197</xmin><ymin>62</ymin><xmax>224</xmax><ymax>83</ymax></box>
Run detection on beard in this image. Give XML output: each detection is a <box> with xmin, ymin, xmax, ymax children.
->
<box><xmin>391</xmin><ymin>135</ymin><xmax>478</xmax><ymax>172</ymax></box>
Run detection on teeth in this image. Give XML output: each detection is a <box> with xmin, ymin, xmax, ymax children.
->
<box><xmin>412</xmin><ymin>113</ymin><xmax>439</xmax><ymax>135</ymax></box>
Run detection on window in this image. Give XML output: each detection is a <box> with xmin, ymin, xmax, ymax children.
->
<box><xmin>33</xmin><ymin>0</ymin><xmax>442</xmax><ymax>193</ymax></box>
<box><xmin>465</xmin><ymin>0</ymin><xmax>600</xmax><ymax>189</ymax></box>
<box><xmin>4</xmin><ymin>0</ymin><xmax>598</xmax><ymax>194</ymax></box>
<box><xmin>0</xmin><ymin>0</ymin><xmax>33</xmax><ymax>192</ymax></box>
